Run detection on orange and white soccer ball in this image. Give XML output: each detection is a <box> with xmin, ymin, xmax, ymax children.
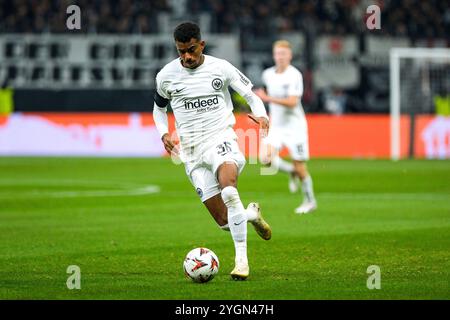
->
<box><xmin>183</xmin><ymin>247</ymin><xmax>219</xmax><ymax>283</ymax></box>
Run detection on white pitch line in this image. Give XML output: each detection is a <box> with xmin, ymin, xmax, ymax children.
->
<box><xmin>0</xmin><ymin>178</ymin><xmax>147</xmax><ymax>189</ymax></box>
<box><xmin>318</xmin><ymin>192</ymin><xmax>449</xmax><ymax>201</ymax></box>
<box><xmin>240</xmin><ymin>191</ymin><xmax>449</xmax><ymax>201</ymax></box>
<box><xmin>0</xmin><ymin>180</ymin><xmax>160</xmax><ymax>199</ymax></box>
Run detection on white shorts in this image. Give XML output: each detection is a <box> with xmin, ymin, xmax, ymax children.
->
<box><xmin>262</xmin><ymin>124</ymin><xmax>310</xmax><ymax>161</ymax></box>
<box><xmin>183</xmin><ymin>129</ymin><xmax>246</xmax><ymax>202</ymax></box>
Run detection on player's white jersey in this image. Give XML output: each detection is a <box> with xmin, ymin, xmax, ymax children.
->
<box><xmin>156</xmin><ymin>55</ymin><xmax>253</xmax><ymax>153</ymax></box>
<box><xmin>262</xmin><ymin>65</ymin><xmax>305</xmax><ymax>128</ymax></box>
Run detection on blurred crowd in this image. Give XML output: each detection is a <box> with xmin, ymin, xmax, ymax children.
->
<box><xmin>193</xmin><ymin>0</ymin><xmax>449</xmax><ymax>38</ymax></box>
<box><xmin>1</xmin><ymin>0</ymin><xmax>448</xmax><ymax>39</ymax></box>
<box><xmin>0</xmin><ymin>0</ymin><xmax>170</xmax><ymax>33</ymax></box>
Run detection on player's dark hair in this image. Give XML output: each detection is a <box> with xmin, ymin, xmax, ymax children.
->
<box><xmin>173</xmin><ymin>22</ymin><xmax>201</xmax><ymax>43</ymax></box>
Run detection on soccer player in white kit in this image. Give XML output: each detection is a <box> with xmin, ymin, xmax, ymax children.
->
<box><xmin>254</xmin><ymin>40</ymin><xmax>317</xmax><ymax>214</ymax></box>
<box><xmin>153</xmin><ymin>22</ymin><xmax>272</xmax><ymax>280</ymax></box>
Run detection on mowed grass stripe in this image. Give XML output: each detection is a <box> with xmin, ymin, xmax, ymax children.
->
<box><xmin>0</xmin><ymin>157</ymin><xmax>448</xmax><ymax>299</ymax></box>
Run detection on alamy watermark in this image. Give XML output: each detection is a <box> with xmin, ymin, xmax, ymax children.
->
<box><xmin>66</xmin><ymin>5</ymin><xmax>81</xmax><ymax>30</ymax></box>
<box><xmin>366</xmin><ymin>265</ymin><xmax>381</xmax><ymax>289</ymax></box>
<box><xmin>66</xmin><ymin>265</ymin><xmax>81</xmax><ymax>290</ymax></box>
<box><xmin>366</xmin><ymin>5</ymin><xmax>381</xmax><ymax>30</ymax></box>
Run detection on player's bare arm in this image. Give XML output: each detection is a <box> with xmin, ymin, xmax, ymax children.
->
<box><xmin>254</xmin><ymin>88</ymin><xmax>299</xmax><ymax>108</ymax></box>
<box><xmin>248</xmin><ymin>114</ymin><xmax>269</xmax><ymax>138</ymax></box>
<box><xmin>153</xmin><ymin>92</ymin><xmax>180</xmax><ymax>156</ymax></box>
<box><xmin>229</xmin><ymin>77</ymin><xmax>269</xmax><ymax>137</ymax></box>
<box><xmin>161</xmin><ymin>133</ymin><xmax>179</xmax><ymax>155</ymax></box>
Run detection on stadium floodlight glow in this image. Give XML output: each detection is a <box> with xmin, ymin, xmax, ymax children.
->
<box><xmin>390</xmin><ymin>48</ymin><xmax>450</xmax><ymax>160</ymax></box>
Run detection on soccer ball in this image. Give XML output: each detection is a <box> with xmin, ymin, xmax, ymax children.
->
<box><xmin>183</xmin><ymin>247</ymin><xmax>219</xmax><ymax>283</ymax></box>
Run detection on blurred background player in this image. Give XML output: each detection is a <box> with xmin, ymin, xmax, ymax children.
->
<box><xmin>153</xmin><ymin>22</ymin><xmax>272</xmax><ymax>280</ymax></box>
<box><xmin>254</xmin><ymin>40</ymin><xmax>317</xmax><ymax>214</ymax></box>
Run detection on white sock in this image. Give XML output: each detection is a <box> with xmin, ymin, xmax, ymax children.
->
<box><xmin>301</xmin><ymin>175</ymin><xmax>316</xmax><ymax>203</ymax></box>
<box><xmin>234</xmin><ymin>241</ymin><xmax>247</xmax><ymax>265</ymax></box>
<box><xmin>221</xmin><ymin>186</ymin><xmax>248</xmax><ymax>264</ymax></box>
<box><xmin>245</xmin><ymin>206</ymin><xmax>258</xmax><ymax>222</ymax></box>
<box><xmin>272</xmin><ymin>156</ymin><xmax>294</xmax><ymax>174</ymax></box>
<box><xmin>220</xmin><ymin>209</ymin><xmax>257</xmax><ymax>228</ymax></box>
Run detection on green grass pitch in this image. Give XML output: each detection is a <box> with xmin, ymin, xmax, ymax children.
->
<box><xmin>0</xmin><ymin>157</ymin><xmax>449</xmax><ymax>299</ymax></box>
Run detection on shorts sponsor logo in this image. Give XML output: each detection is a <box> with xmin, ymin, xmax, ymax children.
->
<box><xmin>196</xmin><ymin>188</ymin><xmax>203</xmax><ymax>198</ymax></box>
<box><xmin>211</xmin><ymin>78</ymin><xmax>223</xmax><ymax>90</ymax></box>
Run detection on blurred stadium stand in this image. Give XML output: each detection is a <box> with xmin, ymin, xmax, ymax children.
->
<box><xmin>0</xmin><ymin>0</ymin><xmax>449</xmax><ymax>113</ymax></box>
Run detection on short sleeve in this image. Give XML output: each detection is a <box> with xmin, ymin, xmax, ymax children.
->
<box><xmin>261</xmin><ymin>69</ymin><xmax>269</xmax><ymax>87</ymax></box>
<box><xmin>221</xmin><ymin>60</ymin><xmax>253</xmax><ymax>93</ymax></box>
<box><xmin>287</xmin><ymin>69</ymin><xmax>303</xmax><ymax>97</ymax></box>
<box><xmin>156</xmin><ymin>71</ymin><xmax>170</xmax><ymax>100</ymax></box>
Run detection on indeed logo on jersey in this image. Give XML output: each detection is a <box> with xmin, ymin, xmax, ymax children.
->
<box><xmin>184</xmin><ymin>96</ymin><xmax>219</xmax><ymax>110</ymax></box>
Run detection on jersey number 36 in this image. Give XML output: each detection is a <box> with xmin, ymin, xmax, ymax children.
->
<box><xmin>216</xmin><ymin>142</ymin><xmax>232</xmax><ymax>156</ymax></box>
